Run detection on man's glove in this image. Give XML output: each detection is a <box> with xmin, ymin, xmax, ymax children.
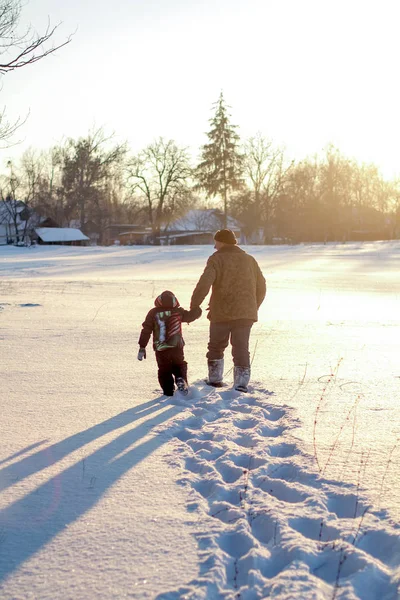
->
<box><xmin>137</xmin><ymin>347</ymin><xmax>146</xmax><ymax>361</ymax></box>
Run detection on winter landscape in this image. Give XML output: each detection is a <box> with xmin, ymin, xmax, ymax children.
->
<box><xmin>1</xmin><ymin>241</ymin><xmax>399</xmax><ymax>599</ymax></box>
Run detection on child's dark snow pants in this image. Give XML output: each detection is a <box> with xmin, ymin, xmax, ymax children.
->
<box><xmin>155</xmin><ymin>347</ymin><xmax>188</xmax><ymax>395</ymax></box>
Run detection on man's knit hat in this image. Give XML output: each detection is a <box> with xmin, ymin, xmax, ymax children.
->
<box><xmin>214</xmin><ymin>229</ymin><xmax>238</xmax><ymax>245</ymax></box>
<box><xmin>154</xmin><ymin>290</ymin><xmax>180</xmax><ymax>308</ymax></box>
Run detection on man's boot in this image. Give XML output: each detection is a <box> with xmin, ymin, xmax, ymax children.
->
<box><xmin>207</xmin><ymin>359</ymin><xmax>224</xmax><ymax>387</ymax></box>
<box><xmin>234</xmin><ymin>366</ymin><xmax>250</xmax><ymax>392</ymax></box>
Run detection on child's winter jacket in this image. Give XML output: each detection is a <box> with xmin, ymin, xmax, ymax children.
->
<box><xmin>138</xmin><ymin>290</ymin><xmax>201</xmax><ymax>351</ymax></box>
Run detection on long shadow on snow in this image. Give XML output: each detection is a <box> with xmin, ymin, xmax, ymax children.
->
<box><xmin>0</xmin><ymin>398</ymin><xmax>181</xmax><ymax>583</ymax></box>
<box><xmin>0</xmin><ymin>397</ymin><xmax>163</xmax><ymax>492</ymax></box>
<box><xmin>0</xmin><ymin>441</ymin><xmax>49</xmax><ymax>467</ymax></box>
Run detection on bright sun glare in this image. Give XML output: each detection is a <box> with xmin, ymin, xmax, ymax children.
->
<box><xmin>2</xmin><ymin>0</ymin><xmax>400</xmax><ymax>178</ymax></box>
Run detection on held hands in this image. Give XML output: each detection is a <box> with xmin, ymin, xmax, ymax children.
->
<box><xmin>193</xmin><ymin>306</ymin><xmax>202</xmax><ymax>319</ymax></box>
<box><xmin>137</xmin><ymin>347</ymin><xmax>146</xmax><ymax>361</ymax></box>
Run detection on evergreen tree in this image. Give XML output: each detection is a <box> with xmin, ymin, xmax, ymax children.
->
<box><xmin>196</xmin><ymin>92</ymin><xmax>243</xmax><ymax>227</ymax></box>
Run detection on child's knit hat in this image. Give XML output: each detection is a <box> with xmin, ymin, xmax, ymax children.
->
<box><xmin>154</xmin><ymin>290</ymin><xmax>180</xmax><ymax>308</ymax></box>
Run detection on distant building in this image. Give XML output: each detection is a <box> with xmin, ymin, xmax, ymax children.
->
<box><xmin>101</xmin><ymin>211</ymin><xmax>243</xmax><ymax>246</ymax></box>
<box><xmin>0</xmin><ymin>200</ymin><xmax>30</xmax><ymax>245</ymax></box>
<box><xmin>157</xmin><ymin>209</ymin><xmax>243</xmax><ymax>245</ymax></box>
<box><xmin>103</xmin><ymin>224</ymin><xmax>151</xmax><ymax>246</ymax></box>
<box><xmin>34</xmin><ymin>227</ymin><xmax>89</xmax><ymax>246</ymax></box>
<box><xmin>39</xmin><ymin>217</ymin><xmax>60</xmax><ymax>228</ymax></box>
<box><xmin>118</xmin><ymin>228</ymin><xmax>154</xmax><ymax>245</ymax></box>
<box><xmin>69</xmin><ymin>219</ymin><xmax>101</xmax><ymax>245</ymax></box>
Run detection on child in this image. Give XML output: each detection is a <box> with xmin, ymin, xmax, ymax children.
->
<box><xmin>137</xmin><ymin>290</ymin><xmax>201</xmax><ymax>396</ymax></box>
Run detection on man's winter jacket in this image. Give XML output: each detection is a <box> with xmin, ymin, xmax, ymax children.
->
<box><xmin>190</xmin><ymin>245</ymin><xmax>266</xmax><ymax>322</ymax></box>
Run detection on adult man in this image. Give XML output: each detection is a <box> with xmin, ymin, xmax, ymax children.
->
<box><xmin>190</xmin><ymin>228</ymin><xmax>266</xmax><ymax>392</ymax></box>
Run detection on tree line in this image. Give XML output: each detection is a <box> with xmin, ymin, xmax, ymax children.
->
<box><xmin>2</xmin><ymin>96</ymin><xmax>400</xmax><ymax>243</ymax></box>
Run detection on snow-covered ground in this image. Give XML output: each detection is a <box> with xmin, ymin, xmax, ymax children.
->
<box><xmin>1</xmin><ymin>242</ymin><xmax>399</xmax><ymax>599</ymax></box>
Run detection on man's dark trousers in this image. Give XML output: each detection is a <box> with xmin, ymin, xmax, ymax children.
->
<box><xmin>155</xmin><ymin>347</ymin><xmax>187</xmax><ymax>394</ymax></box>
<box><xmin>206</xmin><ymin>320</ymin><xmax>253</xmax><ymax>368</ymax></box>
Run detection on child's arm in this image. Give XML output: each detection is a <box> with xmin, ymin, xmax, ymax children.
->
<box><xmin>138</xmin><ymin>309</ymin><xmax>154</xmax><ymax>349</ymax></box>
<box><xmin>178</xmin><ymin>306</ymin><xmax>202</xmax><ymax>323</ymax></box>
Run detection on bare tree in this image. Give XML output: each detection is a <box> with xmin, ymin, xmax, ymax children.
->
<box><xmin>391</xmin><ymin>180</ymin><xmax>400</xmax><ymax>239</ymax></box>
<box><xmin>61</xmin><ymin>128</ymin><xmax>127</xmax><ymax>230</ymax></box>
<box><xmin>242</xmin><ymin>133</ymin><xmax>291</xmax><ymax>241</ymax></box>
<box><xmin>244</xmin><ymin>134</ymin><xmax>277</xmax><ymax>217</ymax></box>
<box><xmin>119</xmin><ymin>194</ymin><xmax>147</xmax><ymax>224</ymax></box>
<box><xmin>0</xmin><ymin>0</ymin><xmax>72</xmax><ymax>142</ymax></box>
<box><xmin>128</xmin><ymin>138</ymin><xmax>193</xmax><ymax>240</ymax></box>
<box><xmin>0</xmin><ymin>159</ymin><xmax>29</xmax><ymax>243</ymax></box>
<box><xmin>19</xmin><ymin>147</ymin><xmax>44</xmax><ymax>204</ymax></box>
<box><xmin>277</xmin><ymin>157</ymin><xmax>321</xmax><ymax>241</ymax></box>
<box><xmin>21</xmin><ymin>146</ymin><xmax>64</xmax><ymax>222</ymax></box>
<box><xmin>0</xmin><ymin>1</ymin><xmax>71</xmax><ymax>73</ymax></box>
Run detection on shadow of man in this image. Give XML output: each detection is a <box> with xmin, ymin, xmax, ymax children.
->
<box><xmin>0</xmin><ymin>397</ymin><xmax>166</xmax><ymax>493</ymax></box>
<box><xmin>0</xmin><ymin>397</ymin><xmax>182</xmax><ymax>583</ymax></box>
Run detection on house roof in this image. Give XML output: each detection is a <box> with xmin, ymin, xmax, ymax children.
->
<box><xmin>103</xmin><ymin>224</ymin><xmax>144</xmax><ymax>231</ymax></box>
<box><xmin>119</xmin><ymin>229</ymin><xmax>152</xmax><ymax>236</ymax></box>
<box><xmin>35</xmin><ymin>228</ymin><xmax>89</xmax><ymax>242</ymax></box>
<box><xmin>167</xmin><ymin>209</ymin><xmax>241</xmax><ymax>232</ymax></box>
<box><xmin>157</xmin><ymin>231</ymin><xmax>213</xmax><ymax>240</ymax></box>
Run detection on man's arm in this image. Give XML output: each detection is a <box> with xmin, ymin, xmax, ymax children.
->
<box><xmin>190</xmin><ymin>258</ymin><xmax>217</xmax><ymax>308</ymax></box>
<box><xmin>138</xmin><ymin>309</ymin><xmax>154</xmax><ymax>348</ymax></box>
<box><xmin>255</xmin><ymin>262</ymin><xmax>267</xmax><ymax>307</ymax></box>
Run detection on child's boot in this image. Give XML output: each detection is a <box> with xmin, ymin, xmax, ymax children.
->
<box><xmin>176</xmin><ymin>377</ymin><xmax>188</xmax><ymax>396</ymax></box>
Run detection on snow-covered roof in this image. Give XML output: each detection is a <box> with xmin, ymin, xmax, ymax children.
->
<box><xmin>35</xmin><ymin>228</ymin><xmax>89</xmax><ymax>242</ymax></box>
<box><xmin>158</xmin><ymin>231</ymin><xmax>213</xmax><ymax>239</ymax></box>
<box><xmin>168</xmin><ymin>209</ymin><xmax>241</xmax><ymax>232</ymax></box>
<box><xmin>119</xmin><ymin>228</ymin><xmax>152</xmax><ymax>236</ymax></box>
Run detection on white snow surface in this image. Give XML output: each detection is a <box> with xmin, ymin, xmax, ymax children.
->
<box><xmin>1</xmin><ymin>241</ymin><xmax>400</xmax><ymax>599</ymax></box>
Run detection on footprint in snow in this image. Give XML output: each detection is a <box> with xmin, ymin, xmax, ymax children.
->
<box><xmin>161</xmin><ymin>381</ymin><xmax>400</xmax><ymax>600</ymax></box>
<box><xmin>230</xmin><ymin>453</ymin><xmax>267</xmax><ymax>470</ymax></box>
<box><xmin>289</xmin><ymin>516</ymin><xmax>341</xmax><ymax>543</ymax></box>
<box><xmin>328</xmin><ymin>491</ymin><xmax>369</xmax><ymax>519</ymax></box>
<box><xmin>256</xmin><ymin>476</ymin><xmax>310</xmax><ymax>504</ymax></box>
<box><xmin>214</xmin><ymin>458</ymin><xmax>245</xmax><ymax>484</ymax></box>
<box><xmin>209</xmin><ymin>501</ymin><xmax>242</xmax><ymax>524</ymax></box>
<box><xmin>233</xmin><ymin>417</ymin><xmax>258</xmax><ymax>430</ymax></box>
<box><xmin>250</xmin><ymin>511</ymin><xmax>277</xmax><ymax>545</ymax></box>
<box><xmin>269</xmin><ymin>442</ymin><xmax>299</xmax><ymax>458</ymax></box>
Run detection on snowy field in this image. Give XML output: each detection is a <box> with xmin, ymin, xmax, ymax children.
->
<box><xmin>1</xmin><ymin>241</ymin><xmax>400</xmax><ymax>599</ymax></box>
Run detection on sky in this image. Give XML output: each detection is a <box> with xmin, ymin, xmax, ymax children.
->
<box><xmin>1</xmin><ymin>0</ymin><xmax>400</xmax><ymax>178</ymax></box>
